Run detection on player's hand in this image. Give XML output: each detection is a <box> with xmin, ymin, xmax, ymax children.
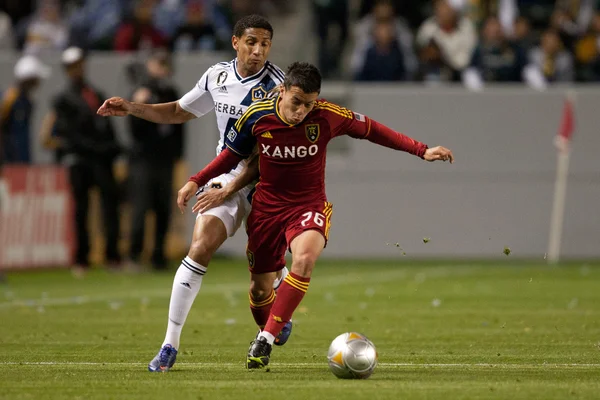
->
<box><xmin>97</xmin><ymin>97</ymin><xmax>131</xmax><ymax>117</ymax></box>
<box><xmin>192</xmin><ymin>186</ymin><xmax>229</xmax><ymax>214</ymax></box>
<box><xmin>423</xmin><ymin>146</ymin><xmax>454</xmax><ymax>163</ymax></box>
<box><xmin>177</xmin><ymin>181</ymin><xmax>199</xmax><ymax>214</ymax></box>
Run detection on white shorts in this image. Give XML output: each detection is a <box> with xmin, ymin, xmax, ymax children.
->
<box><xmin>196</xmin><ymin>172</ymin><xmax>253</xmax><ymax>237</ymax></box>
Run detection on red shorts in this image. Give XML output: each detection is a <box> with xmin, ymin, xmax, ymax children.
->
<box><xmin>245</xmin><ymin>201</ymin><xmax>333</xmax><ymax>274</ymax></box>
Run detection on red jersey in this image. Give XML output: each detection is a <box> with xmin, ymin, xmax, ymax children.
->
<box><xmin>190</xmin><ymin>96</ymin><xmax>428</xmax><ymax>213</ymax></box>
<box><xmin>226</xmin><ymin>98</ymin><xmax>368</xmax><ymax>210</ymax></box>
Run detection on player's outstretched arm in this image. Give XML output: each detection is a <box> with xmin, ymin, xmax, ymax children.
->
<box><xmin>97</xmin><ymin>96</ymin><xmax>195</xmax><ymax>124</ymax></box>
<box><xmin>363</xmin><ymin>119</ymin><xmax>454</xmax><ymax>163</ymax></box>
<box><xmin>177</xmin><ymin>148</ymin><xmax>245</xmax><ymax>213</ymax></box>
<box><xmin>191</xmin><ymin>150</ymin><xmax>259</xmax><ymax>214</ymax></box>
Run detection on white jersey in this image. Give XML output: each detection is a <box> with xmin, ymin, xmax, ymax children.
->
<box><xmin>178</xmin><ymin>58</ymin><xmax>285</xmax><ymax>175</ymax></box>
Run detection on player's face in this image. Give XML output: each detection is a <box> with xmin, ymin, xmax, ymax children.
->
<box><xmin>232</xmin><ymin>28</ymin><xmax>272</xmax><ymax>77</ymax></box>
<box><xmin>279</xmin><ymin>86</ymin><xmax>319</xmax><ymax>125</ymax></box>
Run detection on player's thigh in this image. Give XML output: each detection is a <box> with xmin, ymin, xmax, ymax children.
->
<box><xmin>200</xmin><ymin>174</ymin><xmax>251</xmax><ymax>237</ymax></box>
<box><xmin>189</xmin><ymin>215</ymin><xmax>228</xmax><ymax>263</ymax></box>
<box><xmin>285</xmin><ymin>201</ymin><xmax>333</xmax><ymax>250</ymax></box>
<box><xmin>246</xmin><ymin>211</ymin><xmax>287</xmax><ymax>274</ymax></box>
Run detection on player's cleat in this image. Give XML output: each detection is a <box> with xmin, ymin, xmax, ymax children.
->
<box><xmin>253</xmin><ymin>319</ymin><xmax>293</xmax><ymax>346</ymax></box>
<box><xmin>148</xmin><ymin>344</ymin><xmax>178</xmax><ymax>372</ymax></box>
<box><xmin>274</xmin><ymin>320</ymin><xmax>293</xmax><ymax>346</ymax></box>
<box><xmin>246</xmin><ymin>337</ymin><xmax>272</xmax><ymax>369</ymax></box>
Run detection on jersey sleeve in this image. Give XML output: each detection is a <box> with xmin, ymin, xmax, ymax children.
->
<box><xmin>178</xmin><ymin>67</ymin><xmax>214</xmax><ymax>118</ymax></box>
<box><xmin>320</xmin><ymin>101</ymin><xmax>372</xmax><ymax>139</ymax></box>
<box><xmin>321</xmin><ymin>101</ymin><xmax>428</xmax><ymax>158</ymax></box>
<box><xmin>224</xmin><ymin>107</ymin><xmax>260</xmax><ymax>157</ymax></box>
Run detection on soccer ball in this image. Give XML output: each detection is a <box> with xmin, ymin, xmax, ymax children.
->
<box><xmin>327</xmin><ymin>332</ymin><xmax>378</xmax><ymax>379</ymax></box>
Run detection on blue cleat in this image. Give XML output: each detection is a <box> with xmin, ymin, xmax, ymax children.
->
<box><xmin>274</xmin><ymin>320</ymin><xmax>293</xmax><ymax>346</ymax></box>
<box><xmin>148</xmin><ymin>344</ymin><xmax>178</xmax><ymax>372</ymax></box>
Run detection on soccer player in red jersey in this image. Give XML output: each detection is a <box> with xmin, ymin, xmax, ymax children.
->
<box><xmin>179</xmin><ymin>62</ymin><xmax>454</xmax><ymax>369</ymax></box>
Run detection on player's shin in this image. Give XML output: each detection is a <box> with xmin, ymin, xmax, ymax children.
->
<box><xmin>260</xmin><ymin>272</ymin><xmax>310</xmax><ymax>344</ymax></box>
<box><xmin>162</xmin><ymin>257</ymin><xmax>207</xmax><ymax>349</ymax></box>
<box><xmin>249</xmin><ymin>290</ymin><xmax>276</xmax><ymax>329</ymax></box>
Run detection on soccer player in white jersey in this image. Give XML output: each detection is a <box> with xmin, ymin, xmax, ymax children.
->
<box><xmin>97</xmin><ymin>15</ymin><xmax>290</xmax><ymax>372</ymax></box>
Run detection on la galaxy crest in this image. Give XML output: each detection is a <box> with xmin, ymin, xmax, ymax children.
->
<box><xmin>305</xmin><ymin>124</ymin><xmax>320</xmax><ymax>143</ymax></box>
<box><xmin>251</xmin><ymin>85</ymin><xmax>267</xmax><ymax>101</ymax></box>
<box><xmin>216</xmin><ymin>71</ymin><xmax>228</xmax><ymax>86</ymax></box>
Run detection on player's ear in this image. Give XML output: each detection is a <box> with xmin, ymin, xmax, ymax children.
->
<box><xmin>231</xmin><ymin>36</ymin><xmax>239</xmax><ymax>51</ymax></box>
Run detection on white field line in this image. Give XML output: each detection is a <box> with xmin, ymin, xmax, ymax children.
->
<box><xmin>0</xmin><ymin>266</ymin><xmax>476</xmax><ymax>310</ymax></box>
<box><xmin>1</xmin><ymin>362</ymin><xmax>599</xmax><ymax>368</ymax></box>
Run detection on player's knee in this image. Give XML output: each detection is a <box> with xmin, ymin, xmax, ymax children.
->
<box><xmin>249</xmin><ymin>279</ymin><xmax>272</xmax><ymax>301</ymax></box>
<box><xmin>291</xmin><ymin>252</ymin><xmax>317</xmax><ymax>277</ymax></box>
<box><xmin>187</xmin><ymin>239</ymin><xmax>213</xmax><ymax>266</ymax></box>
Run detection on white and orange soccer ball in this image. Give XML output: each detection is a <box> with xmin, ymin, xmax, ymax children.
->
<box><xmin>327</xmin><ymin>332</ymin><xmax>378</xmax><ymax>379</ymax></box>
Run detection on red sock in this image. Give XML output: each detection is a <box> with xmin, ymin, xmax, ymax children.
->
<box><xmin>249</xmin><ymin>290</ymin><xmax>276</xmax><ymax>329</ymax></box>
<box><xmin>264</xmin><ymin>272</ymin><xmax>310</xmax><ymax>337</ymax></box>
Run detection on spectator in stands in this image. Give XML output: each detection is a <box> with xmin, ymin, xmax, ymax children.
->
<box><xmin>50</xmin><ymin>47</ymin><xmax>122</xmax><ymax>277</ymax></box>
<box><xmin>464</xmin><ymin>15</ymin><xmax>527</xmax><ymax>87</ymax></box>
<box><xmin>463</xmin><ymin>0</ymin><xmax>519</xmax><ymax>36</ymax></box>
<box><xmin>152</xmin><ymin>0</ymin><xmax>185</xmax><ymax>40</ymax></box>
<box><xmin>516</xmin><ymin>0</ymin><xmax>557</xmax><ymax>32</ymax></box>
<box><xmin>311</xmin><ymin>0</ymin><xmax>349</xmax><ymax>79</ymax></box>
<box><xmin>354</xmin><ymin>20</ymin><xmax>407</xmax><ymax>81</ymax></box>
<box><xmin>68</xmin><ymin>0</ymin><xmax>123</xmax><ymax>50</ymax></box>
<box><xmin>575</xmin><ymin>11</ymin><xmax>600</xmax><ymax>81</ymax></box>
<box><xmin>171</xmin><ymin>1</ymin><xmax>222</xmax><ymax>51</ymax></box>
<box><xmin>352</xmin><ymin>0</ymin><xmax>416</xmax><ymax>79</ymax></box>
<box><xmin>416</xmin><ymin>0</ymin><xmax>477</xmax><ymax>82</ymax></box>
<box><xmin>23</xmin><ymin>0</ymin><xmax>68</xmax><ymax>54</ymax></box>
<box><xmin>1</xmin><ymin>55</ymin><xmax>50</xmax><ymax>164</ymax></box>
<box><xmin>114</xmin><ymin>0</ymin><xmax>167</xmax><ymax>52</ymax></box>
<box><xmin>513</xmin><ymin>16</ymin><xmax>535</xmax><ymax>50</ymax></box>
<box><xmin>358</xmin><ymin>1</ymin><xmax>428</xmax><ymax>30</ymax></box>
<box><xmin>127</xmin><ymin>50</ymin><xmax>183</xmax><ymax>270</ymax></box>
<box><xmin>527</xmin><ymin>29</ymin><xmax>575</xmax><ymax>83</ymax></box>
<box><xmin>551</xmin><ymin>0</ymin><xmax>598</xmax><ymax>51</ymax></box>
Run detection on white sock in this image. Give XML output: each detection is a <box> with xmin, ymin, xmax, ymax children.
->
<box><xmin>273</xmin><ymin>266</ymin><xmax>289</xmax><ymax>291</ymax></box>
<box><xmin>162</xmin><ymin>257</ymin><xmax>206</xmax><ymax>350</ymax></box>
<box><xmin>258</xmin><ymin>331</ymin><xmax>276</xmax><ymax>345</ymax></box>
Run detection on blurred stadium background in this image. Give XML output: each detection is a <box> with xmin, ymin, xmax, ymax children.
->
<box><xmin>0</xmin><ymin>1</ymin><xmax>599</xmax><ymax>399</ymax></box>
<box><xmin>1</xmin><ymin>0</ymin><xmax>599</xmax><ymax>266</ymax></box>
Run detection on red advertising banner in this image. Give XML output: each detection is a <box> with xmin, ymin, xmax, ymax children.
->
<box><xmin>0</xmin><ymin>165</ymin><xmax>74</xmax><ymax>269</ymax></box>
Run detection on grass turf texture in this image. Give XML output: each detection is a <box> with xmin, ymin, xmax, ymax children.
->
<box><xmin>1</xmin><ymin>260</ymin><xmax>599</xmax><ymax>399</ymax></box>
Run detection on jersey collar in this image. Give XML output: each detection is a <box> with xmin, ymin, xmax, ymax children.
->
<box><xmin>233</xmin><ymin>58</ymin><xmax>268</xmax><ymax>84</ymax></box>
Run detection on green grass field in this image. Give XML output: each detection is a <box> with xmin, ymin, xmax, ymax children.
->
<box><xmin>1</xmin><ymin>260</ymin><xmax>599</xmax><ymax>399</ymax></box>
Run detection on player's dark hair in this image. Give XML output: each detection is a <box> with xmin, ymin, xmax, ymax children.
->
<box><xmin>233</xmin><ymin>15</ymin><xmax>273</xmax><ymax>39</ymax></box>
<box><xmin>283</xmin><ymin>62</ymin><xmax>322</xmax><ymax>94</ymax></box>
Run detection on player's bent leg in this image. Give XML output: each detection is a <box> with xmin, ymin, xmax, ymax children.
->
<box><xmin>247</xmin><ymin>271</ymin><xmax>293</xmax><ymax>347</ymax></box>
<box><xmin>256</xmin><ymin>231</ymin><xmax>325</xmax><ymax>350</ymax></box>
<box><xmin>148</xmin><ymin>215</ymin><xmax>228</xmax><ymax>372</ymax></box>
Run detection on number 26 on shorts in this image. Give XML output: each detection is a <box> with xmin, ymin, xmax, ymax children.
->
<box><xmin>301</xmin><ymin>211</ymin><xmax>325</xmax><ymax>227</ymax></box>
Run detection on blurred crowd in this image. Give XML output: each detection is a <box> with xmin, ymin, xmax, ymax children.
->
<box><xmin>338</xmin><ymin>0</ymin><xmax>600</xmax><ymax>87</ymax></box>
<box><xmin>0</xmin><ymin>0</ymin><xmax>289</xmax><ymax>53</ymax></box>
<box><xmin>1</xmin><ymin>0</ymin><xmax>599</xmax><ymax>86</ymax></box>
